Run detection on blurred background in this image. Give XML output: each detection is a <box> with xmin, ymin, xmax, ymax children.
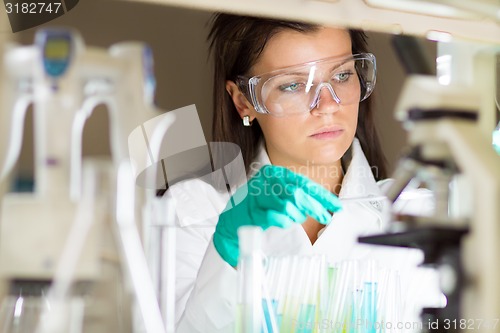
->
<box><xmin>3</xmin><ymin>0</ymin><xmax>436</xmax><ymax>183</ymax></box>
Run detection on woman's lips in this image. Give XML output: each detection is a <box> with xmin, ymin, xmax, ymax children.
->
<box><xmin>309</xmin><ymin>127</ymin><xmax>344</xmax><ymax>139</ymax></box>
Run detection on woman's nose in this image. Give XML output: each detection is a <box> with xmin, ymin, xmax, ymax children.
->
<box><xmin>309</xmin><ymin>83</ymin><xmax>341</xmax><ymax>115</ymax></box>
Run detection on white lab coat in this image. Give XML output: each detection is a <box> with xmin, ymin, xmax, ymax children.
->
<box><xmin>165</xmin><ymin>138</ymin><xmax>443</xmax><ymax>332</ymax></box>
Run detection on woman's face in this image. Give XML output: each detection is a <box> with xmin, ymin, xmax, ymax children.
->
<box><xmin>248</xmin><ymin>27</ymin><xmax>358</xmax><ymax>168</ymax></box>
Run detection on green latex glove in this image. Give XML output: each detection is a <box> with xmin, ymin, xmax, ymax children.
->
<box><xmin>213</xmin><ymin>165</ymin><xmax>343</xmax><ymax>267</ymax></box>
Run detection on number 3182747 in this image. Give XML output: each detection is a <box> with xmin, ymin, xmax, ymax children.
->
<box><xmin>5</xmin><ymin>2</ymin><xmax>62</xmax><ymax>14</ymax></box>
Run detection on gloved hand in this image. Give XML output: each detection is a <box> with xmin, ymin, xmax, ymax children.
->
<box><xmin>213</xmin><ymin>165</ymin><xmax>343</xmax><ymax>267</ymax></box>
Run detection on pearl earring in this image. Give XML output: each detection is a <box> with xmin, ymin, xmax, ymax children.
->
<box><xmin>243</xmin><ymin>115</ymin><xmax>252</xmax><ymax>127</ymax></box>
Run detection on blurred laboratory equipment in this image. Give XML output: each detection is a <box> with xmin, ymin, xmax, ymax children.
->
<box><xmin>0</xmin><ymin>29</ymin><xmax>103</xmax><ymax>333</ymax></box>
<box><xmin>126</xmin><ymin>0</ymin><xmax>500</xmax><ymax>44</ymax></box>
<box><xmin>359</xmin><ymin>32</ymin><xmax>500</xmax><ymax>333</ymax></box>
<box><xmin>0</xmin><ymin>26</ymin><xmax>172</xmax><ymax>333</ymax></box>
<box><xmin>494</xmin><ymin>120</ymin><xmax>500</xmax><ymax>155</ymax></box>
<box><xmin>114</xmin><ymin>161</ymin><xmax>168</xmax><ymax>333</ymax></box>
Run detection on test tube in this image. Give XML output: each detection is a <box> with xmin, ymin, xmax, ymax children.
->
<box><xmin>263</xmin><ymin>256</ymin><xmax>283</xmax><ymax>332</ymax></box>
<box><xmin>262</xmin><ymin>275</ymin><xmax>279</xmax><ymax>333</ymax></box>
<box><xmin>360</xmin><ymin>261</ymin><xmax>377</xmax><ymax>333</ymax></box>
<box><xmin>237</xmin><ymin>226</ymin><xmax>264</xmax><ymax>333</ymax></box>
<box><xmin>378</xmin><ymin>270</ymin><xmax>402</xmax><ymax>333</ymax></box>
<box><xmin>331</xmin><ymin>261</ymin><xmax>354</xmax><ymax>331</ymax></box>
<box><xmin>324</xmin><ymin>263</ymin><xmax>338</xmax><ymax>333</ymax></box>
<box><xmin>361</xmin><ymin>282</ymin><xmax>377</xmax><ymax>333</ymax></box>
<box><xmin>280</xmin><ymin>256</ymin><xmax>304</xmax><ymax>332</ymax></box>
<box><xmin>273</xmin><ymin>256</ymin><xmax>291</xmax><ymax>328</ymax></box>
<box><xmin>296</xmin><ymin>257</ymin><xmax>318</xmax><ymax>333</ymax></box>
<box><xmin>317</xmin><ymin>256</ymin><xmax>329</xmax><ymax>329</ymax></box>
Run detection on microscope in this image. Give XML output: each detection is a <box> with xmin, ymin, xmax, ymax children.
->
<box><xmin>359</xmin><ymin>35</ymin><xmax>500</xmax><ymax>332</ymax></box>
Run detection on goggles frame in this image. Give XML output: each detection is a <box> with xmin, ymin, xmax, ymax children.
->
<box><xmin>236</xmin><ymin>53</ymin><xmax>377</xmax><ymax>117</ymax></box>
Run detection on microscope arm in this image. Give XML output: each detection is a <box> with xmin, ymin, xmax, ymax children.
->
<box><xmin>432</xmin><ymin>118</ymin><xmax>500</xmax><ymax>325</ymax></box>
<box><xmin>384</xmin><ymin>157</ymin><xmax>422</xmax><ymax>203</ymax></box>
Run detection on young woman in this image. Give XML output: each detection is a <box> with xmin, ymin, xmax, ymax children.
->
<box><xmin>167</xmin><ymin>13</ymin><xmax>442</xmax><ymax>332</ymax></box>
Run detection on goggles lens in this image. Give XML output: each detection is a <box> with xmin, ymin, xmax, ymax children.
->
<box><xmin>241</xmin><ymin>53</ymin><xmax>376</xmax><ymax>117</ymax></box>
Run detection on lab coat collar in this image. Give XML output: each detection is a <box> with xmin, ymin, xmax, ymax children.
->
<box><xmin>250</xmin><ymin>138</ymin><xmax>382</xmax><ymax>201</ymax></box>
<box><xmin>247</xmin><ymin>139</ymin><xmax>272</xmax><ymax>179</ymax></box>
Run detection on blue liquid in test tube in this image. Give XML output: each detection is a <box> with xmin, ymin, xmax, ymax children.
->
<box><xmin>361</xmin><ymin>282</ymin><xmax>377</xmax><ymax>333</ymax></box>
<box><xmin>262</xmin><ymin>299</ymin><xmax>279</xmax><ymax>333</ymax></box>
<box><xmin>296</xmin><ymin>304</ymin><xmax>316</xmax><ymax>333</ymax></box>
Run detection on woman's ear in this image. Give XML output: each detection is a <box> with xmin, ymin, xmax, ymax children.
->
<box><xmin>226</xmin><ymin>80</ymin><xmax>255</xmax><ymax>121</ymax></box>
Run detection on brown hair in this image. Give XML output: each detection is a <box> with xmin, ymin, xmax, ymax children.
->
<box><xmin>208</xmin><ymin>13</ymin><xmax>387</xmax><ymax>180</ymax></box>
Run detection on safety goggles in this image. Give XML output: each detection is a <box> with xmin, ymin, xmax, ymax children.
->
<box><xmin>236</xmin><ymin>53</ymin><xmax>376</xmax><ymax>117</ymax></box>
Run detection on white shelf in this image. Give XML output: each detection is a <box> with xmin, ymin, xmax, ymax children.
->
<box><xmin>124</xmin><ymin>0</ymin><xmax>500</xmax><ymax>43</ymax></box>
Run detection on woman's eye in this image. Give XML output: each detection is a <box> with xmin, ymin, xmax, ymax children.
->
<box><xmin>279</xmin><ymin>82</ymin><xmax>303</xmax><ymax>92</ymax></box>
<box><xmin>333</xmin><ymin>71</ymin><xmax>353</xmax><ymax>83</ymax></box>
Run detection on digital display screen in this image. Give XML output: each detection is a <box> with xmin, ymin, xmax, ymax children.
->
<box><xmin>44</xmin><ymin>38</ymin><xmax>70</xmax><ymax>60</ymax></box>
